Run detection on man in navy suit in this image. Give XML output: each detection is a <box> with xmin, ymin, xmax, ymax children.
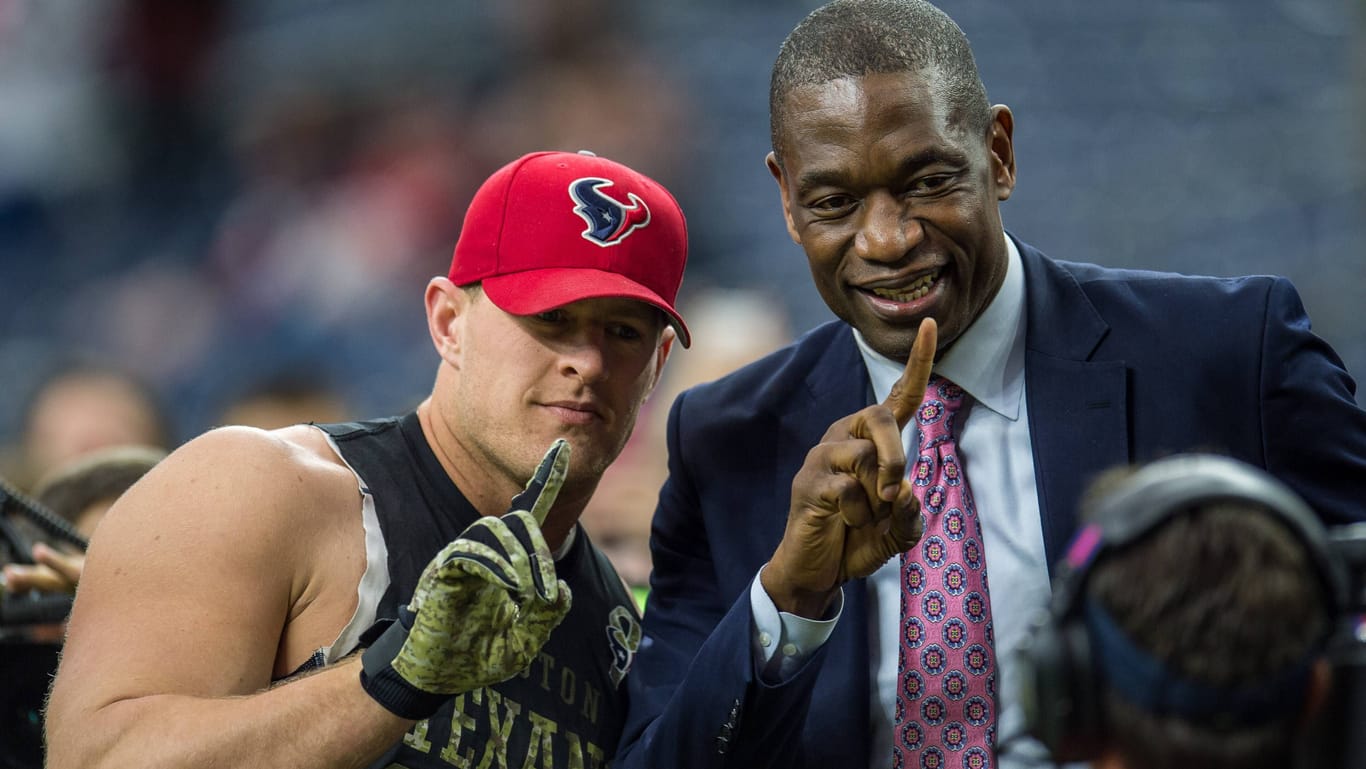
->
<box><xmin>615</xmin><ymin>1</ymin><xmax>1366</xmax><ymax>768</ymax></box>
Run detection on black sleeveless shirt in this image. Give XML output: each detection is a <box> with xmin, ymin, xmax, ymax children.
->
<box><xmin>315</xmin><ymin>413</ymin><xmax>641</xmax><ymax>769</ymax></box>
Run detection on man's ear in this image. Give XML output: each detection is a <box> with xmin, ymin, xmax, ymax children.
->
<box><xmin>426</xmin><ymin>277</ymin><xmax>471</xmax><ymax>367</ymax></box>
<box><xmin>647</xmin><ymin>326</ymin><xmax>677</xmax><ymax>395</ymax></box>
<box><xmin>988</xmin><ymin>105</ymin><xmax>1017</xmax><ymax>202</ymax></box>
<box><xmin>1299</xmin><ymin>657</ymin><xmax>1334</xmax><ymax>725</ymax></box>
<box><xmin>766</xmin><ymin>152</ymin><xmax>801</xmax><ymax>244</ymax></box>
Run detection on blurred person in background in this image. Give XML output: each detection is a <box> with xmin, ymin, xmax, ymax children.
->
<box><xmin>1015</xmin><ymin>454</ymin><xmax>1344</xmax><ymax>769</ymax></box>
<box><xmin>36</xmin><ymin>444</ymin><xmax>166</xmax><ymax>540</ymax></box>
<box><xmin>6</xmin><ymin>363</ymin><xmax>172</xmax><ymax>492</ymax></box>
<box><xmin>3</xmin><ymin>444</ymin><xmax>166</xmax><ymax>595</ymax></box>
<box><xmin>217</xmin><ymin>370</ymin><xmax>352</xmax><ymax>431</ymax></box>
<box><xmin>44</xmin><ymin>150</ymin><xmax>689</xmax><ymax>769</ymax></box>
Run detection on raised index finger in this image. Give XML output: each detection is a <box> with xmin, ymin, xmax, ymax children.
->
<box><xmin>883</xmin><ymin>317</ymin><xmax>939</xmax><ymax>429</ymax></box>
<box><xmin>508</xmin><ymin>439</ymin><xmax>571</xmax><ymax>526</ymax></box>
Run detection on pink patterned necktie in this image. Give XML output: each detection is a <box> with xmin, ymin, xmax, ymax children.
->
<box><xmin>894</xmin><ymin>375</ymin><xmax>997</xmax><ymax>769</ymax></box>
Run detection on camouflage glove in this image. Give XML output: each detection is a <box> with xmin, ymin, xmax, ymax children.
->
<box><xmin>360</xmin><ymin>440</ymin><xmax>574</xmax><ymax>719</ymax></box>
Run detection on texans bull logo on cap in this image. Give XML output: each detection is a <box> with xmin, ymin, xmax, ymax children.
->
<box><xmin>447</xmin><ymin>150</ymin><xmax>692</xmax><ymax>347</ymax></box>
<box><xmin>570</xmin><ymin>178</ymin><xmax>652</xmax><ymax>247</ymax></box>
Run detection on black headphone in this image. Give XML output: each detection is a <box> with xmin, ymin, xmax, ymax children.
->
<box><xmin>1015</xmin><ymin>454</ymin><xmax>1349</xmax><ymax>762</ymax></box>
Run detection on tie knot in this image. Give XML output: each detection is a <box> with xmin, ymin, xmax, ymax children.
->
<box><xmin>915</xmin><ymin>375</ymin><xmax>966</xmax><ymax>448</ymax></box>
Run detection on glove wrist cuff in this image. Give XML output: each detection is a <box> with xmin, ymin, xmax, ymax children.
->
<box><xmin>359</xmin><ymin>618</ymin><xmax>449</xmax><ymax>720</ymax></box>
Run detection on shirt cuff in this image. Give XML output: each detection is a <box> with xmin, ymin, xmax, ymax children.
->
<box><xmin>749</xmin><ymin>567</ymin><xmax>843</xmax><ymax>683</ymax></box>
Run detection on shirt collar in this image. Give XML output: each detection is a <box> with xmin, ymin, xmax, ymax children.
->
<box><xmin>855</xmin><ymin>233</ymin><xmax>1027</xmax><ymax>421</ymax></box>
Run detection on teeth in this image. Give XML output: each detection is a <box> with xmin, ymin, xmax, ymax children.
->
<box><xmin>871</xmin><ymin>271</ymin><xmax>939</xmax><ymax>302</ymax></box>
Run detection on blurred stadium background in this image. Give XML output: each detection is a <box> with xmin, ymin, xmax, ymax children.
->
<box><xmin>1</xmin><ymin>0</ymin><xmax>1362</xmax><ymax>449</ymax></box>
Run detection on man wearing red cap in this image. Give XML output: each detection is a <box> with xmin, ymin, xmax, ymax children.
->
<box><xmin>45</xmin><ymin>150</ymin><xmax>689</xmax><ymax>769</ymax></box>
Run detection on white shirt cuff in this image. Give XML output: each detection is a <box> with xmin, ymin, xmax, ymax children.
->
<box><xmin>749</xmin><ymin>566</ymin><xmax>843</xmax><ymax>683</ymax></box>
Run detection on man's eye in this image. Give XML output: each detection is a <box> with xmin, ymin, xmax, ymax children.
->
<box><xmin>808</xmin><ymin>195</ymin><xmax>855</xmax><ymax>217</ymax></box>
<box><xmin>609</xmin><ymin>323</ymin><xmax>643</xmax><ymax>341</ymax></box>
<box><xmin>909</xmin><ymin>174</ymin><xmax>954</xmax><ymax>195</ymax></box>
<box><xmin>536</xmin><ymin>309</ymin><xmax>567</xmax><ymax>323</ymax></box>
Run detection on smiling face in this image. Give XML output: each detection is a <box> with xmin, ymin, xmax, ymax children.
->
<box><xmin>768</xmin><ymin>70</ymin><xmax>1016</xmax><ymax>361</ymax></box>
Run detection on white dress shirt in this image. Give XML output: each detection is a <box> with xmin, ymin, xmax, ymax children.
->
<box><xmin>751</xmin><ymin>235</ymin><xmax>1064</xmax><ymax>768</ymax></box>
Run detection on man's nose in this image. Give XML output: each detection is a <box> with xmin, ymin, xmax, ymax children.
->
<box><xmin>559</xmin><ymin>333</ymin><xmax>609</xmax><ymax>383</ymax></box>
<box><xmin>853</xmin><ymin>192</ymin><xmax>923</xmax><ymax>263</ymax></box>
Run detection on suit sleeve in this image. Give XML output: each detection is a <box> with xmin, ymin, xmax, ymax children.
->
<box><xmin>614</xmin><ymin>390</ymin><xmax>832</xmax><ymax>769</ymax></box>
<box><xmin>1258</xmin><ymin>277</ymin><xmax>1366</xmax><ymax>524</ymax></box>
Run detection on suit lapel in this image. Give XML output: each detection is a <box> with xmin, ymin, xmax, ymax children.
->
<box><xmin>1018</xmin><ymin>241</ymin><xmax>1131</xmax><ymax>563</ymax></box>
<box><xmin>773</xmin><ymin>323</ymin><xmax>873</xmax><ymax>512</ymax></box>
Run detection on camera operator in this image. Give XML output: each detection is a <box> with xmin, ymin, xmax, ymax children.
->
<box><xmin>1017</xmin><ymin>454</ymin><xmax>1349</xmax><ymax>769</ymax></box>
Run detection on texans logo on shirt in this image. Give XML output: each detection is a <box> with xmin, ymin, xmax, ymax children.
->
<box><xmin>606</xmin><ymin>604</ymin><xmax>641</xmax><ymax>687</ymax></box>
<box><xmin>570</xmin><ymin>177</ymin><xmax>651</xmax><ymax>246</ymax></box>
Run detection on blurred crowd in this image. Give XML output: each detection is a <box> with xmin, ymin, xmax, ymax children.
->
<box><xmin>1</xmin><ymin>0</ymin><xmax>1363</xmax><ymax>591</ymax></box>
<box><xmin>0</xmin><ymin>0</ymin><xmax>739</xmax><ymax>439</ymax></box>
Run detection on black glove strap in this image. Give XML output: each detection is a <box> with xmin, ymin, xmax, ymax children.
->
<box><xmin>498</xmin><ymin>513</ymin><xmax>550</xmax><ymax>598</ymax></box>
<box><xmin>359</xmin><ymin>612</ymin><xmax>449</xmax><ymax>720</ymax></box>
<box><xmin>449</xmin><ymin>521</ymin><xmax>518</xmax><ymax>588</ymax></box>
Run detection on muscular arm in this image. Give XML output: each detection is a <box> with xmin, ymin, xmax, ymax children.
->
<box><xmin>45</xmin><ymin>427</ymin><xmax>412</xmax><ymax>769</ymax></box>
<box><xmin>49</xmin><ymin>657</ymin><xmax>411</xmax><ymax>769</ymax></box>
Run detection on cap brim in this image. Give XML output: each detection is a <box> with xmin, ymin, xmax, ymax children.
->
<box><xmin>481</xmin><ymin>268</ymin><xmax>691</xmax><ymax>348</ymax></box>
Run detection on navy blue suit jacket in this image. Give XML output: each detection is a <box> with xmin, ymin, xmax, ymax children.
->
<box><xmin>615</xmin><ymin>239</ymin><xmax>1366</xmax><ymax>768</ymax></box>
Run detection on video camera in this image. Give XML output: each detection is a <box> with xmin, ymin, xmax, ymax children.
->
<box><xmin>1</xmin><ymin>477</ymin><xmax>87</xmax><ymax>769</ymax></box>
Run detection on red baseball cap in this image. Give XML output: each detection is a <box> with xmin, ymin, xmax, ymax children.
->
<box><xmin>449</xmin><ymin>150</ymin><xmax>691</xmax><ymax>347</ymax></box>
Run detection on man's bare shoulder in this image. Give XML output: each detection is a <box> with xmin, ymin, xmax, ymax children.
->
<box><xmin>81</xmin><ymin>424</ymin><xmax>362</xmax><ymax>600</ymax></box>
<box><xmin>54</xmin><ymin>424</ymin><xmax>370</xmax><ymax>709</ymax></box>
<box><xmin>115</xmin><ymin>424</ymin><xmax>355</xmax><ymax>525</ymax></box>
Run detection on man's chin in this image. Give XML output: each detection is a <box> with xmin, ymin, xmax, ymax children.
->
<box><xmin>858</xmin><ymin>325</ymin><xmax>921</xmax><ymax>363</ymax></box>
